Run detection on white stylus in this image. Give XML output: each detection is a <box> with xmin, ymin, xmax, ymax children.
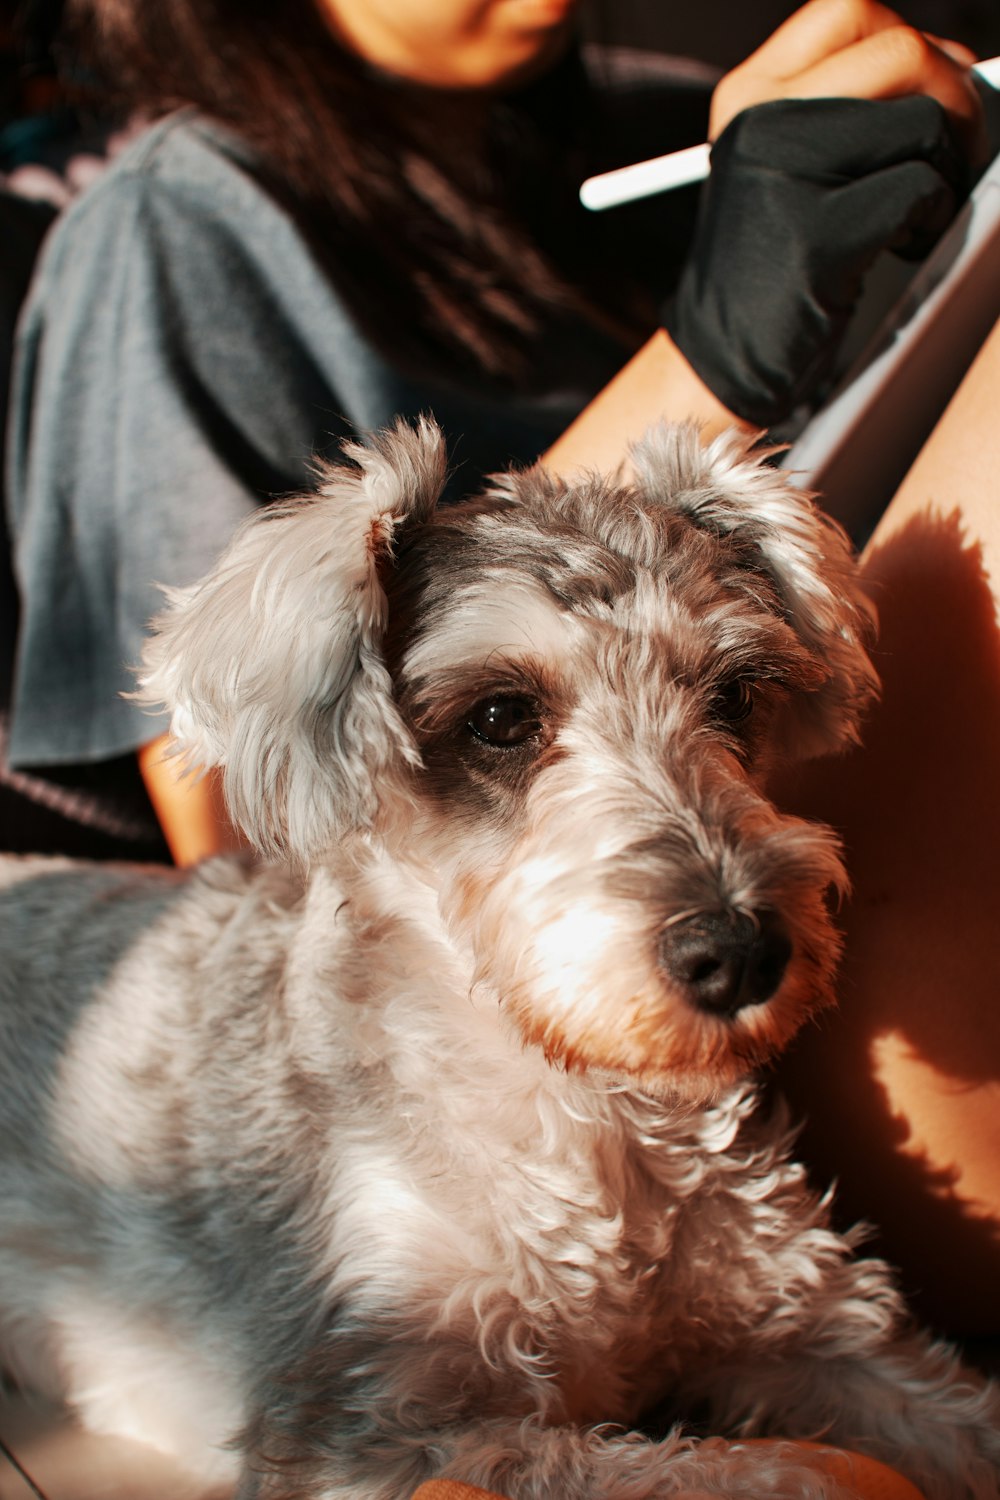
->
<box><xmin>580</xmin><ymin>54</ymin><xmax>1000</xmax><ymax>211</ymax></box>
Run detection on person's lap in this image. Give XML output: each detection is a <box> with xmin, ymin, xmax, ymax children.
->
<box><xmin>773</xmin><ymin>314</ymin><xmax>1000</xmax><ymax>1337</ymax></box>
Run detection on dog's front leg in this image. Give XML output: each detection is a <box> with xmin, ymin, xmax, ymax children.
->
<box><xmin>694</xmin><ymin>1329</ymin><xmax>1000</xmax><ymax>1500</ymax></box>
<box><xmin>429</xmin><ymin>1418</ymin><xmax>887</xmax><ymax>1500</ymax></box>
<box><xmin>239</xmin><ymin>1417</ymin><xmax>888</xmax><ymax>1500</ymax></box>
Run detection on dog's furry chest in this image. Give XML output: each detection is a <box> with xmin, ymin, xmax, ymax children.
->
<box><xmin>325</xmin><ymin>1056</ymin><xmax>798</xmax><ymax>1427</ymax></box>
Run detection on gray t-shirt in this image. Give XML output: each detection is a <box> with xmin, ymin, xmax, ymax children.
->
<box><xmin>7</xmin><ymin>110</ymin><xmax>629</xmax><ymax>769</ymax></box>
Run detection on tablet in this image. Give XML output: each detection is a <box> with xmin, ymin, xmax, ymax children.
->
<box><xmin>781</xmin><ymin>149</ymin><xmax>1000</xmax><ymax>541</ymax></box>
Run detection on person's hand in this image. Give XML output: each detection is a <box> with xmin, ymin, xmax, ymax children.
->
<box><xmin>664</xmin><ymin>88</ymin><xmax>972</xmax><ymax>427</ymax></box>
<box><xmin>709</xmin><ymin>0</ymin><xmax>984</xmax><ymax>155</ymax></box>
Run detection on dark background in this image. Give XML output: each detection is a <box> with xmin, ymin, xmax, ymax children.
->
<box><xmin>582</xmin><ymin>1</ymin><xmax>1000</xmax><ymax>70</ymax></box>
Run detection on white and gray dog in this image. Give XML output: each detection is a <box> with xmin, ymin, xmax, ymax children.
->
<box><xmin>1</xmin><ymin>420</ymin><xmax>998</xmax><ymax>1500</ymax></box>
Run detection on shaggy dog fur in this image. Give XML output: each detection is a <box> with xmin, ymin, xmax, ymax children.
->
<box><xmin>1</xmin><ymin>420</ymin><xmax>998</xmax><ymax>1500</ymax></box>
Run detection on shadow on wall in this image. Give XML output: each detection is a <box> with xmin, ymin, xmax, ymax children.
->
<box><xmin>773</xmin><ymin>507</ymin><xmax>1000</xmax><ymax>1340</ymax></box>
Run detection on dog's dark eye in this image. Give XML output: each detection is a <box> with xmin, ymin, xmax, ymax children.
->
<box><xmin>467</xmin><ymin>696</ymin><xmax>542</xmax><ymax>748</ymax></box>
<box><xmin>713</xmin><ymin>679</ymin><xmax>755</xmax><ymax>724</ymax></box>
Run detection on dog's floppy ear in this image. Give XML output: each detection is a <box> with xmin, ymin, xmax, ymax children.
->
<box><xmin>630</xmin><ymin>423</ymin><xmax>879</xmax><ymax>758</ymax></box>
<box><xmin>138</xmin><ymin>417</ymin><xmax>447</xmax><ymax>861</ymax></box>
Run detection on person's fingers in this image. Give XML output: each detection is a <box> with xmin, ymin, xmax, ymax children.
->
<box><xmin>788</xmin><ymin>28</ymin><xmax>982</xmax><ymax>139</ymax></box>
<box><xmin>925</xmin><ymin>32</ymin><xmax>978</xmax><ymax>71</ymax></box>
<box><xmin>710</xmin><ymin>0</ymin><xmax>983</xmax><ymax>151</ymax></box>
<box><xmin>733</xmin><ymin>0</ymin><xmax>908</xmax><ymax>80</ymax></box>
<box><xmin>826</xmin><ymin>160</ymin><xmax>957</xmax><ymax>271</ymax></box>
<box><xmin>712</xmin><ymin>34</ymin><xmax>983</xmax><ymax>154</ymax></box>
<box><xmin>716</xmin><ymin>95</ymin><xmax>962</xmax><ymax>181</ymax></box>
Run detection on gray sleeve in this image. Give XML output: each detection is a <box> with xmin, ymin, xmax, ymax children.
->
<box><xmin>6</xmin><ymin>163</ymin><xmax>348</xmax><ymax>768</ymax></box>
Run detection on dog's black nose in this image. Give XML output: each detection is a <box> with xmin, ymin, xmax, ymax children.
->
<box><xmin>659</xmin><ymin>910</ymin><xmax>791</xmax><ymax>1017</ymax></box>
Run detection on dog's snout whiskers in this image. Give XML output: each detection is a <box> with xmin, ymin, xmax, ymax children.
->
<box><xmin>659</xmin><ymin>908</ymin><xmax>792</xmax><ymax>1018</ymax></box>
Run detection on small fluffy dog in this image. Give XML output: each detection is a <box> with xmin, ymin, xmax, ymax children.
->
<box><xmin>1</xmin><ymin>420</ymin><xmax>998</xmax><ymax>1500</ymax></box>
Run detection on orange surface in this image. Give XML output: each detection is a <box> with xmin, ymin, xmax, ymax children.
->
<box><xmin>413</xmin><ymin>1483</ymin><xmax>504</xmax><ymax>1500</ymax></box>
<box><xmin>744</xmin><ymin>1440</ymin><xmax>925</xmax><ymax>1500</ymax></box>
<box><xmin>412</xmin><ymin>1441</ymin><xmax>926</xmax><ymax>1500</ymax></box>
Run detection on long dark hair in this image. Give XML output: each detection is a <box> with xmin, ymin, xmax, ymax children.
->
<box><xmin>59</xmin><ymin>0</ymin><xmax>642</xmax><ymax>379</ymax></box>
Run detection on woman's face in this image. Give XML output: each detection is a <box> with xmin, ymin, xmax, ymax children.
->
<box><xmin>316</xmin><ymin>0</ymin><xmax>580</xmax><ymax>90</ymax></box>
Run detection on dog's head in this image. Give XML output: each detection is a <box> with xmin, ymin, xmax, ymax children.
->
<box><xmin>140</xmin><ymin>418</ymin><xmax>877</xmax><ymax>1099</ymax></box>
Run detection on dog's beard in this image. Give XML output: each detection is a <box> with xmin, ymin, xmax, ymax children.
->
<box><xmin>420</xmin><ymin>766</ymin><xmax>845</xmax><ymax>1102</ymax></box>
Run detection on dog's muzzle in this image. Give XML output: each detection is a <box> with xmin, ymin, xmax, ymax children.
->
<box><xmin>659</xmin><ymin>909</ymin><xmax>792</xmax><ymax>1017</ymax></box>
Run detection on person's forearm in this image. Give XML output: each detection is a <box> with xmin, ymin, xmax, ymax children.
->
<box><xmin>542</xmin><ymin>329</ymin><xmax>752</xmax><ymax>481</ymax></box>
